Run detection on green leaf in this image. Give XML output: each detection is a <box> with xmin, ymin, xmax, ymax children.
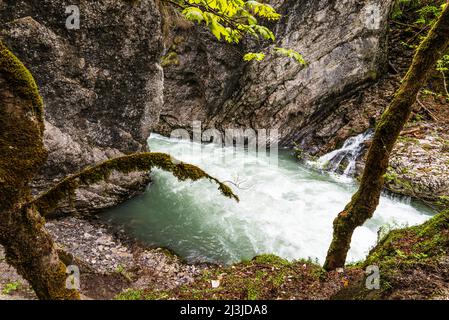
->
<box><xmin>182</xmin><ymin>7</ymin><xmax>205</xmax><ymax>24</ymax></box>
<box><xmin>254</xmin><ymin>25</ymin><xmax>275</xmax><ymax>41</ymax></box>
<box><xmin>176</xmin><ymin>1</ymin><xmax>302</xmax><ymax>65</ymax></box>
<box><xmin>274</xmin><ymin>47</ymin><xmax>306</xmax><ymax>64</ymax></box>
<box><xmin>245</xmin><ymin>1</ymin><xmax>280</xmax><ymax>20</ymax></box>
<box><xmin>243</xmin><ymin>52</ymin><xmax>266</xmax><ymax>61</ymax></box>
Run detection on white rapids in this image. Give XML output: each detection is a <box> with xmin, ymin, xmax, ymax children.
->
<box><xmin>104</xmin><ymin>133</ymin><xmax>432</xmax><ymax>265</ymax></box>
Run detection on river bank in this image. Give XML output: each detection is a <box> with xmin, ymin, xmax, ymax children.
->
<box><xmin>0</xmin><ymin>215</ymin><xmax>366</xmax><ymax>300</ymax></box>
<box><xmin>1</xmin><ymin>209</ymin><xmax>447</xmax><ymax>300</ymax></box>
<box><xmin>0</xmin><ymin>216</ymin><xmax>204</xmax><ymax>300</ymax></box>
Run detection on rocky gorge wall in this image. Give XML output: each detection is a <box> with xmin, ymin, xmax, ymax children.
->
<box><xmin>156</xmin><ymin>0</ymin><xmax>394</xmax><ymax>154</ymax></box>
<box><xmin>0</xmin><ymin>0</ymin><xmax>164</xmax><ymax>213</ymax></box>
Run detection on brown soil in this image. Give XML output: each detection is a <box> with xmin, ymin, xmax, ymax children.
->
<box><xmin>114</xmin><ymin>255</ymin><xmax>366</xmax><ymax>300</ymax></box>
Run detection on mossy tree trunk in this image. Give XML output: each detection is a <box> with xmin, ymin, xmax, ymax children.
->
<box><xmin>0</xmin><ymin>206</ymin><xmax>81</xmax><ymax>300</ymax></box>
<box><xmin>323</xmin><ymin>4</ymin><xmax>449</xmax><ymax>271</ymax></box>
<box><xmin>1</xmin><ymin>40</ymin><xmax>237</xmax><ymax>299</ymax></box>
<box><xmin>0</xmin><ymin>41</ymin><xmax>80</xmax><ymax>299</ymax></box>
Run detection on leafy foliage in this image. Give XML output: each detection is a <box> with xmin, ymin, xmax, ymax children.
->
<box><xmin>392</xmin><ymin>0</ymin><xmax>446</xmax><ymax>23</ymax></box>
<box><xmin>243</xmin><ymin>52</ymin><xmax>265</xmax><ymax>61</ymax></box>
<box><xmin>274</xmin><ymin>47</ymin><xmax>306</xmax><ymax>64</ymax></box>
<box><xmin>391</xmin><ymin>0</ymin><xmax>449</xmax><ymax>97</ymax></box>
<box><xmin>1</xmin><ymin>282</ymin><xmax>20</xmax><ymax>295</ymax></box>
<box><xmin>436</xmin><ymin>54</ymin><xmax>449</xmax><ymax>73</ymax></box>
<box><xmin>167</xmin><ymin>0</ymin><xmax>304</xmax><ymax>63</ymax></box>
<box><xmin>174</xmin><ymin>0</ymin><xmax>279</xmax><ymax>42</ymax></box>
<box><xmin>415</xmin><ymin>2</ymin><xmax>446</xmax><ymax>25</ymax></box>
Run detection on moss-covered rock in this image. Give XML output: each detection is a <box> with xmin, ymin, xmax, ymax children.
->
<box><xmin>333</xmin><ymin>210</ymin><xmax>449</xmax><ymax>299</ymax></box>
<box><xmin>31</xmin><ymin>152</ymin><xmax>239</xmax><ymax>217</ymax></box>
<box><xmin>365</xmin><ymin>210</ymin><xmax>449</xmax><ymax>267</ymax></box>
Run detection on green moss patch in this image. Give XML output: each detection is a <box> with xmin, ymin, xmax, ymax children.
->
<box><xmin>334</xmin><ymin>210</ymin><xmax>449</xmax><ymax>299</ymax></box>
<box><xmin>365</xmin><ymin>210</ymin><xmax>449</xmax><ymax>268</ymax></box>
<box><xmin>114</xmin><ymin>254</ymin><xmax>365</xmax><ymax>300</ymax></box>
<box><xmin>0</xmin><ymin>40</ymin><xmax>43</xmax><ymax>124</ymax></box>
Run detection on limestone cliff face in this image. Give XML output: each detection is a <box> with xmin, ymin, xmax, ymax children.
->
<box><xmin>156</xmin><ymin>0</ymin><xmax>393</xmax><ymax>154</ymax></box>
<box><xmin>0</xmin><ymin>0</ymin><xmax>164</xmax><ymax>213</ymax></box>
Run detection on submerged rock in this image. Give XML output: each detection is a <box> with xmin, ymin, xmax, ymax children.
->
<box><xmin>0</xmin><ymin>0</ymin><xmax>164</xmax><ymax>213</ymax></box>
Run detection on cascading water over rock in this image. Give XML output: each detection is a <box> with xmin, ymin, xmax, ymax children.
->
<box><xmin>315</xmin><ymin>131</ymin><xmax>374</xmax><ymax>177</ymax></box>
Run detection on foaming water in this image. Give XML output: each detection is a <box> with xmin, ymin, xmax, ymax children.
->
<box><xmin>310</xmin><ymin>131</ymin><xmax>373</xmax><ymax>179</ymax></box>
<box><xmin>103</xmin><ymin>134</ymin><xmax>433</xmax><ymax>265</ymax></box>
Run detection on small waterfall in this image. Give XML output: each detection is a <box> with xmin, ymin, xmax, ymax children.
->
<box><xmin>316</xmin><ymin>131</ymin><xmax>373</xmax><ymax>177</ymax></box>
